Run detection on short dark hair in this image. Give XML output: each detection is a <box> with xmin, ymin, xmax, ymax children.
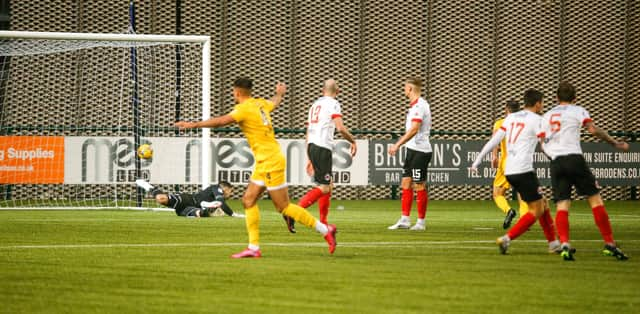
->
<box><xmin>523</xmin><ymin>89</ymin><xmax>543</xmax><ymax>107</ymax></box>
<box><xmin>506</xmin><ymin>100</ymin><xmax>521</xmax><ymax>113</ymax></box>
<box><xmin>233</xmin><ymin>77</ymin><xmax>253</xmax><ymax>92</ymax></box>
<box><xmin>218</xmin><ymin>181</ymin><xmax>232</xmax><ymax>190</ymax></box>
<box><xmin>557</xmin><ymin>81</ymin><xmax>576</xmax><ymax>102</ymax></box>
<box><xmin>406</xmin><ymin>77</ymin><xmax>423</xmax><ymax>90</ymax></box>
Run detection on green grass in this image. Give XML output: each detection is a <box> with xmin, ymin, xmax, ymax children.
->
<box><xmin>1</xmin><ymin>200</ymin><xmax>639</xmax><ymax>314</ymax></box>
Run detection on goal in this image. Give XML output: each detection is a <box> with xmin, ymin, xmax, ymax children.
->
<box><xmin>0</xmin><ymin>31</ymin><xmax>212</xmax><ymax>209</ymax></box>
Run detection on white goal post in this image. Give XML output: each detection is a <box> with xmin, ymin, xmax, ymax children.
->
<box><xmin>0</xmin><ymin>31</ymin><xmax>212</xmax><ymax>209</ymax></box>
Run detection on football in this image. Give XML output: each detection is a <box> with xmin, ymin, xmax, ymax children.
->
<box><xmin>136</xmin><ymin>144</ymin><xmax>153</xmax><ymax>159</ymax></box>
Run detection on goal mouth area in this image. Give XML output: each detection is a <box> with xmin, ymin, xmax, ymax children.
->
<box><xmin>0</xmin><ymin>31</ymin><xmax>213</xmax><ymax>210</ymax></box>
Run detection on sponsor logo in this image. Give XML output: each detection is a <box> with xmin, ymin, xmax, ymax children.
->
<box><xmin>81</xmin><ymin>138</ymin><xmax>151</xmax><ymax>183</ymax></box>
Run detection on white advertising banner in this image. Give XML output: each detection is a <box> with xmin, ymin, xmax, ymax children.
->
<box><xmin>64</xmin><ymin>137</ymin><xmax>368</xmax><ymax>186</ymax></box>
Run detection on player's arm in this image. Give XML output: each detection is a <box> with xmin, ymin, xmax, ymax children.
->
<box><xmin>212</xmin><ymin>194</ymin><xmax>244</xmax><ymax>218</ymax></box>
<box><xmin>333</xmin><ymin>116</ymin><xmax>357</xmax><ymax>157</ymax></box>
<box><xmin>536</xmin><ymin>121</ymin><xmax>551</xmax><ymax>159</ymax></box>
<box><xmin>174</xmin><ymin>114</ymin><xmax>235</xmax><ymax>129</ymax></box>
<box><xmin>490</xmin><ymin>127</ymin><xmax>500</xmax><ymax>168</ymax></box>
<box><xmin>269</xmin><ymin>82</ymin><xmax>287</xmax><ymax>111</ymax></box>
<box><xmin>471</xmin><ymin>129</ymin><xmax>506</xmax><ymax>170</ymax></box>
<box><xmin>490</xmin><ymin>120</ymin><xmax>504</xmax><ymax>168</ymax></box>
<box><xmin>388</xmin><ymin>121</ymin><xmax>420</xmax><ymax>155</ymax></box>
<box><xmin>584</xmin><ymin>121</ymin><xmax>629</xmax><ymax>151</ymax></box>
<box><xmin>491</xmin><ymin>147</ymin><xmax>499</xmax><ymax>168</ymax></box>
<box><xmin>218</xmin><ymin>201</ymin><xmax>234</xmax><ymax>216</ymax></box>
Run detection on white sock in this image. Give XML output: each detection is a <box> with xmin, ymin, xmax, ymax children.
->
<box><xmin>315</xmin><ymin>221</ymin><xmax>329</xmax><ymax>235</ymax></box>
<box><xmin>248</xmin><ymin>244</ymin><xmax>260</xmax><ymax>251</ymax></box>
<box><xmin>401</xmin><ymin>215</ymin><xmax>410</xmax><ymax>222</ymax></box>
<box><xmin>416</xmin><ymin>218</ymin><xmax>425</xmax><ymax>225</ymax></box>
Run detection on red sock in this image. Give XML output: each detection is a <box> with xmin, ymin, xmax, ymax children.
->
<box><xmin>298</xmin><ymin>188</ymin><xmax>324</xmax><ymax>208</ymax></box>
<box><xmin>507</xmin><ymin>212</ymin><xmax>536</xmax><ymax>240</ymax></box>
<box><xmin>555</xmin><ymin>210</ymin><xmax>570</xmax><ymax>243</ymax></box>
<box><xmin>318</xmin><ymin>192</ymin><xmax>331</xmax><ymax>224</ymax></box>
<box><xmin>401</xmin><ymin>189</ymin><xmax>413</xmax><ymax>216</ymax></box>
<box><xmin>592</xmin><ymin>205</ymin><xmax>614</xmax><ymax>243</ymax></box>
<box><xmin>538</xmin><ymin>208</ymin><xmax>557</xmax><ymax>242</ymax></box>
<box><xmin>416</xmin><ymin>190</ymin><xmax>428</xmax><ymax>219</ymax></box>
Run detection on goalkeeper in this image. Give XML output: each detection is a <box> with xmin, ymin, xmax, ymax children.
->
<box><xmin>136</xmin><ymin>179</ymin><xmax>243</xmax><ymax>218</ymax></box>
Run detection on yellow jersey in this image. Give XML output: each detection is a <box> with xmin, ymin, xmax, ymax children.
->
<box><xmin>229</xmin><ymin>98</ymin><xmax>284</xmax><ymax>166</ymax></box>
<box><xmin>493</xmin><ymin>118</ymin><xmax>507</xmax><ymax>167</ymax></box>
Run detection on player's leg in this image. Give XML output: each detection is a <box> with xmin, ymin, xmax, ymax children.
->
<box><xmin>181</xmin><ymin>206</ymin><xmax>203</xmax><ymax>217</ymax></box>
<box><xmin>258</xmin><ymin>158</ymin><xmax>337</xmax><ymax>254</ymax></box>
<box><xmin>410</xmin><ymin>151</ymin><xmax>431</xmax><ymax>230</ymax></box>
<box><xmin>497</xmin><ymin>173</ymin><xmax>543</xmax><ymax>254</ymax></box>
<box><xmin>537</xmin><ymin>197</ymin><xmax>560</xmax><ymax>253</ymax></box>
<box><xmin>388</xmin><ymin>176</ymin><xmax>413</xmax><ymax>229</ymax></box>
<box><xmin>517</xmin><ymin>194</ymin><xmax>529</xmax><ymax>217</ymax></box>
<box><xmin>298</xmin><ymin>144</ymin><xmax>332</xmax><ymax>208</ymax></box>
<box><xmin>298</xmin><ymin>186</ymin><xmax>324</xmax><ymax>208</ymax></box>
<box><xmin>135</xmin><ymin>179</ymin><xmax>174</xmax><ymax>208</ymax></box>
<box><xmin>272</xmin><ymin>187</ymin><xmax>325</xmax><ymax>232</ymax></box>
<box><xmin>571</xmin><ymin>158</ymin><xmax>627</xmax><ymax>259</ymax></box>
<box><xmin>231</xmin><ymin>175</ymin><xmax>266</xmax><ymax>258</ymax></box>
<box><xmin>389</xmin><ymin>149</ymin><xmax>417</xmax><ymax>230</ymax></box>
<box><xmin>585</xmin><ymin>194</ymin><xmax>629</xmax><ymax>260</ymax></box>
<box><xmin>587</xmin><ymin>194</ymin><xmax>614</xmax><ymax>243</ymax></box>
<box><xmin>493</xmin><ymin>166</ymin><xmax>517</xmax><ymax>229</ymax></box>
<box><xmin>492</xmin><ymin>169</ymin><xmax>511</xmax><ymax>215</ymax></box>
<box><xmin>494</xmin><ymin>186</ymin><xmax>516</xmax><ymax>229</ymax></box>
<box><xmin>316</xmin><ymin>183</ymin><xmax>332</xmax><ymax>225</ymax></box>
<box><xmin>411</xmin><ymin>182</ymin><xmax>428</xmax><ymax>230</ymax></box>
<box><xmin>550</xmin><ymin>157</ymin><xmax>575</xmax><ymax>260</ymax></box>
<box><xmin>492</xmin><ymin>185</ymin><xmax>510</xmax><ymax>214</ymax></box>
<box><xmin>298</xmin><ymin>144</ymin><xmax>333</xmax><ymax>219</ymax></box>
<box><xmin>286</xmin><ymin>185</ymin><xmax>331</xmax><ymax>233</ymax></box>
<box><xmin>267</xmin><ymin>174</ymin><xmax>337</xmax><ymax>254</ymax></box>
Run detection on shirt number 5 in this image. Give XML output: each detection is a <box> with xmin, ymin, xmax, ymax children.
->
<box><xmin>549</xmin><ymin>113</ymin><xmax>561</xmax><ymax>132</ymax></box>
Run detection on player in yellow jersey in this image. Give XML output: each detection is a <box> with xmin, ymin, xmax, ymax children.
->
<box><xmin>175</xmin><ymin>78</ymin><xmax>337</xmax><ymax>258</ymax></box>
<box><xmin>492</xmin><ymin>100</ymin><xmax>529</xmax><ymax>229</ymax></box>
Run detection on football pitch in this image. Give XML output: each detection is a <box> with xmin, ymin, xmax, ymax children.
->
<box><xmin>1</xmin><ymin>200</ymin><xmax>638</xmax><ymax>313</ymax></box>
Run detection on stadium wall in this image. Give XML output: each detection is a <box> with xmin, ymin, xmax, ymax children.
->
<box><xmin>4</xmin><ymin>0</ymin><xmax>639</xmax><ymax>200</ymax></box>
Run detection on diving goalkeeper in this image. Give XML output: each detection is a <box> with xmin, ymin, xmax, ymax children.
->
<box><xmin>136</xmin><ymin>179</ymin><xmax>243</xmax><ymax>218</ymax></box>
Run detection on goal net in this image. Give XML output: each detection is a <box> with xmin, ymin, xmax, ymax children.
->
<box><xmin>0</xmin><ymin>31</ymin><xmax>212</xmax><ymax>209</ymax></box>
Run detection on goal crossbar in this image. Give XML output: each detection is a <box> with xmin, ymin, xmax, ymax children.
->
<box><xmin>0</xmin><ymin>31</ymin><xmax>210</xmax><ymax>44</ymax></box>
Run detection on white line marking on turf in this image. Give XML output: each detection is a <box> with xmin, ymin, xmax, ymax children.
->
<box><xmin>1</xmin><ymin>239</ymin><xmax>638</xmax><ymax>250</ymax></box>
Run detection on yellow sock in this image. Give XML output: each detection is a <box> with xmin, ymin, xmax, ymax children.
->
<box><xmin>244</xmin><ymin>205</ymin><xmax>260</xmax><ymax>247</ymax></box>
<box><xmin>494</xmin><ymin>195</ymin><xmax>510</xmax><ymax>214</ymax></box>
<box><xmin>518</xmin><ymin>199</ymin><xmax>529</xmax><ymax>217</ymax></box>
<box><xmin>282</xmin><ymin>203</ymin><xmax>317</xmax><ymax>228</ymax></box>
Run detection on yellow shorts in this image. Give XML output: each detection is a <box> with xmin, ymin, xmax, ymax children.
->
<box><xmin>250</xmin><ymin>155</ymin><xmax>287</xmax><ymax>190</ymax></box>
<box><xmin>493</xmin><ymin>164</ymin><xmax>511</xmax><ymax>189</ymax></box>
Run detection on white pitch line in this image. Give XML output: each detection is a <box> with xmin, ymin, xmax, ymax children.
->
<box><xmin>1</xmin><ymin>239</ymin><xmax>638</xmax><ymax>250</ymax></box>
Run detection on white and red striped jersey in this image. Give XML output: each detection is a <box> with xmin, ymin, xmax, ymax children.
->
<box><xmin>500</xmin><ymin>110</ymin><xmax>544</xmax><ymax>175</ymax></box>
<box><xmin>405</xmin><ymin>97</ymin><xmax>432</xmax><ymax>153</ymax></box>
<box><xmin>541</xmin><ymin>104</ymin><xmax>592</xmax><ymax>160</ymax></box>
<box><xmin>306</xmin><ymin>96</ymin><xmax>343</xmax><ymax>150</ymax></box>
<box><xmin>474</xmin><ymin>110</ymin><xmax>544</xmax><ymax>175</ymax></box>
